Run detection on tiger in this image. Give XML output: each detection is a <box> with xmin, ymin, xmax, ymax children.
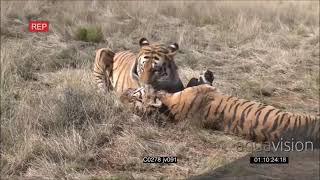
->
<box><xmin>120</xmin><ymin>59</ymin><xmax>214</xmax><ymax>116</ymax></box>
<box><xmin>120</xmin><ymin>59</ymin><xmax>320</xmax><ymax>145</ymax></box>
<box><xmin>93</xmin><ymin>37</ymin><xmax>184</xmax><ymax>96</ymax></box>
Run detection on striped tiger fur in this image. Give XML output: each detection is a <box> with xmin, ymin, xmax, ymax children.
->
<box><xmin>120</xmin><ymin>60</ymin><xmax>320</xmax><ymax>144</ymax></box>
<box><xmin>93</xmin><ymin>38</ymin><xmax>184</xmax><ymax>95</ymax></box>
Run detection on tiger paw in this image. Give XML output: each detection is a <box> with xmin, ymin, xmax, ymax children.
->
<box><xmin>200</xmin><ymin>70</ymin><xmax>214</xmax><ymax>85</ymax></box>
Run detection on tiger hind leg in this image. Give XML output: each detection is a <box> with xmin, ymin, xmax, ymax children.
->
<box><xmin>93</xmin><ymin>48</ymin><xmax>115</xmax><ymax>93</ymax></box>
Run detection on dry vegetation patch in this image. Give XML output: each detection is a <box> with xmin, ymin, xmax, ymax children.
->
<box><xmin>1</xmin><ymin>1</ymin><xmax>319</xmax><ymax>179</ymax></box>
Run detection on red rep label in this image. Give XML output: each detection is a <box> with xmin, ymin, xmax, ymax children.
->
<box><xmin>29</xmin><ymin>21</ymin><xmax>49</xmax><ymax>32</ymax></box>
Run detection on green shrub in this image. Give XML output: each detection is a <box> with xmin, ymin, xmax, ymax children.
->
<box><xmin>75</xmin><ymin>28</ymin><xmax>88</xmax><ymax>41</ymax></box>
<box><xmin>75</xmin><ymin>26</ymin><xmax>104</xmax><ymax>43</ymax></box>
<box><xmin>86</xmin><ymin>27</ymin><xmax>104</xmax><ymax>43</ymax></box>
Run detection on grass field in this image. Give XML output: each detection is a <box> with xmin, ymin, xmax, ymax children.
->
<box><xmin>1</xmin><ymin>1</ymin><xmax>319</xmax><ymax>179</ymax></box>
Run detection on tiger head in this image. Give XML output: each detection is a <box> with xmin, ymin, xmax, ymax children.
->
<box><xmin>135</xmin><ymin>37</ymin><xmax>183</xmax><ymax>93</ymax></box>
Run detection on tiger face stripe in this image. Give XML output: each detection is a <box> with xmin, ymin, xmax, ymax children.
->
<box><xmin>93</xmin><ymin>38</ymin><xmax>184</xmax><ymax>95</ymax></box>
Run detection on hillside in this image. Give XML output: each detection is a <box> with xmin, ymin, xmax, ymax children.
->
<box><xmin>1</xmin><ymin>1</ymin><xmax>319</xmax><ymax>179</ymax></box>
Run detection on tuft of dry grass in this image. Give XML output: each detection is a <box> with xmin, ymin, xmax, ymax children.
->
<box><xmin>1</xmin><ymin>0</ymin><xmax>319</xmax><ymax>179</ymax></box>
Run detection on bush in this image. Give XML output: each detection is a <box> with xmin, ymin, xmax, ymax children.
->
<box><xmin>75</xmin><ymin>26</ymin><xmax>104</xmax><ymax>43</ymax></box>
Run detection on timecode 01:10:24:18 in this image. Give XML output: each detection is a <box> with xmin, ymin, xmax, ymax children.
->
<box><xmin>250</xmin><ymin>156</ymin><xmax>289</xmax><ymax>164</ymax></box>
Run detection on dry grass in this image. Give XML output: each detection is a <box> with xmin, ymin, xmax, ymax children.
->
<box><xmin>1</xmin><ymin>1</ymin><xmax>319</xmax><ymax>179</ymax></box>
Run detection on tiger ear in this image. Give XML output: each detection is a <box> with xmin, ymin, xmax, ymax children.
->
<box><xmin>168</xmin><ymin>43</ymin><xmax>179</xmax><ymax>54</ymax></box>
<box><xmin>139</xmin><ymin>37</ymin><xmax>149</xmax><ymax>47</ymax></box>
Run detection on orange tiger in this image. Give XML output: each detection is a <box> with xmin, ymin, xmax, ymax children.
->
<box><xmin>93</xmin><ymin>38</ymin><xmax>184</xmax><ymax>96</ymax></box>
<box><xmin>121</xmin><ymin>59</ymin><xmax>320</xmax><ymax>144</ymax></box>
